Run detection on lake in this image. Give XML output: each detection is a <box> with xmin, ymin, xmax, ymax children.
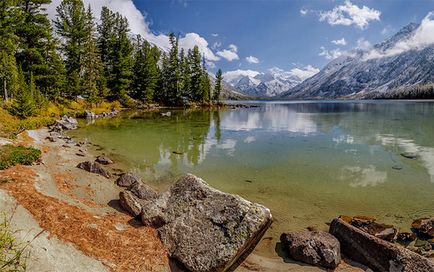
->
<box><xmin>69</xmin><ymin>100</ymin><xmax>434</xmax><ymax>260</ymax></box>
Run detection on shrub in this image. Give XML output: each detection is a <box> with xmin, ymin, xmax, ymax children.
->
<box><xmin>0</xmin><ymin>145</ymin><xmax>41</xmax><ymax>170</ymax></box>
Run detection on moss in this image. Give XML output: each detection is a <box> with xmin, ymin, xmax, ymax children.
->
<box><xmin>0</xmin><ymin>145</ymin><xmax>41</xmax><ymax>170</ymax></box>
<box><xmin>0</xmin><ymin>214</ymin><xmax>29</xmax><ymax>271</ymax></box>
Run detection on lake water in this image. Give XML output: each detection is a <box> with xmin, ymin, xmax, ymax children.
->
<box><xmin>70</xmin><ymin>100</ymin><xmax>434</xmax><ymax>259</ymax></box>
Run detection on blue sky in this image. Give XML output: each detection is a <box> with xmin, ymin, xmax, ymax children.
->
<box><xmin>46</xmin><ymin>0</ymin><xmax>434</xmax><ymax>78</ymax></box>
<box><xmin>135</xmin><ymin>0</ymin><xmax>433</xmax><ymax>73</ymax></box>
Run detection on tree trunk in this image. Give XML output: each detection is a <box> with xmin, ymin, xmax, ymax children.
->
<box><xmin>3</xmin><ymin>80</ymin><xmax>8</xmax><ymax>102</ymax></box>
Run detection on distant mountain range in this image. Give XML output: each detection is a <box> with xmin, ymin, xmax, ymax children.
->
<box><xmin>225</xmin><ymin>68</ymin><xmax>303</xmax><ymax>98</ymax></box>
<box><xmin>225</xmin><ymin>23</ymin><xmax>434</xmax><ymax>99</ymax></box>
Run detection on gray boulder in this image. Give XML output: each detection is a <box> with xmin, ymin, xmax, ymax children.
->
<box><xmin>54</xmin><ymin>115</ymin><xmax>78</xmax><ymax>130</ymax></box>
<box><xmin>280</xmin><ymin>231</ymin><xmax>341</xmax><ymax>269</ymax></box>
<box><xmin>139</xmin><ymin>174</ymin><xmax>272</xmax><ymax>272</ymax></box>
<box><xmin>119</xmin><ymin>190</ymin><xmax>143</xmax><ymax>217</ymax></box>
<box><xmin>329</xmin><ymin>218</ymin><xmax>434</xmax><ymax>271</ymax></box>
<box><xmin>95</xmin><ymin>155</ymin><xmax>113</xmax><ymax>165</ymax></box>
<box><xmin>76</xmin><ymin>161</ymin><xmax>111</xmax><ymax>178</ymax></box>
<box><xmin>128</xmin><ymin>181</ymin><xmax>159</xmax><ymax>200</ymax></box>
<box><xmin>116</xmin><ymin>172</ymin><xmax>140</xmax><ymax>187</ymax></box>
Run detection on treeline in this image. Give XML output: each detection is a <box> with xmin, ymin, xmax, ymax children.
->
<box><xmin>365</xmin><ymin>84</ymin><xmax>434</xmax><ymax>100</ymax></box>
<box><xmin>0</xmin><ymin>0</ymin><xmax>223</xmax><ymax>118</ymax></box>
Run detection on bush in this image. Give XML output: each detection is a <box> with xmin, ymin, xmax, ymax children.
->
<box><xmin>0</xmin><ymin>213</ymin><xmax>28</xmax><ymax>271</ymax></box>
<box><xmin>0</xmin><ymin>145</ymin><xmax>41</xmax><ymax>170</ymax></box>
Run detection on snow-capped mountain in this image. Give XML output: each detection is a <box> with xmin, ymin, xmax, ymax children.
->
<box><xmin>226</xmin><ymin>68</ymin><xmax>303</xmax><ymax>97</ymax></box>
<box><xmin>280</xmin><ymin>22</ymin><xmax>434</xmax><ymax>99</ymax></box>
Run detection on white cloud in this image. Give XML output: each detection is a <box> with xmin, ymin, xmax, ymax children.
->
<box><xmin>179</xmin><ymin>33</ymin><xmax>220</xmax><ymax>61</ymax></box>
<box><xmin>43</xmin><ymin>0</ymin><xmax>228</xmax><ymax>63</ymax></box>
<box><xmin>300</xmin><ymin>9</ymin><xmax>308</xmax><ymax>16</ymax></box>
<box><xmin>211</xmin><ymin>33</ymin><xmax>219</xmax><ymax>37</ymax></box>
<box><xmin>381</xmin><ymin>26</ymin><xmax>395</xmax><ymax>36</ymax></box>
<box><xmin>331</xmin><ymin>38</ymin><xmax>347</xmax><ymax>46</ymax></box>
<box><xmin>364</xmin><ymin>12</ymin><xmax>434</xmax><ymax>60</ymax></box>
<box><xmin>217</xmin><ymin>44</ymin><xmax>239</xmax><ymax>61</ymax></box>
<box><xmin>319</xmin><ymin>46</ymin><xmax>345</xmax><ymax>59</ymax></box>
<box><xmin>288</xmin><ymin>65</ymin><xmax>320</xmax><ymax>81</ymax></box>
<box><xmin>319</xmin><ymin>0</ymin><xmax>381</xmax><ymax>29</ymax></box>
<box><xmin>246</xmin><ymin>56</ymin><xmax>259</xmax><ymax>64</ymax></box>
<box><xmin>356</xmin><ymin>38</ymin><xmax>371</xmax><ymax>50</ymax></box>
<box><xmin>212</xmin><ymin>41</ymin><xmax>222</xmax><ymax>50</ymax></box>
<box><xmin>222</xmin><ymin>69</ymin><xmax>261</xmax><ymax>83</ymax></box>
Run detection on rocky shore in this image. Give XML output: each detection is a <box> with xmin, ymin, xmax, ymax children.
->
<box><xmin>0</xmin><ymin>115</ymin><xmax>433</xmax><ymax>272</ymax></box>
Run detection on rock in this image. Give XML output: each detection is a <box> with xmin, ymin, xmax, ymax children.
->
<box><xmin>400</xmin><ymin>152</ymin><xmax>419</xmax><ymax>159</ymax></box>
<box><xmin>86</xmin><ymin>111</ymin><xmax>96</xmax><ymax>119</ymax></box>
<box><xmin>128</xmin><ymin>181</ymin><xmax>159</xmax><ymax>200</ymax></box>
<box><xmin>76</xmin><ymin>161</ymin><xmax>111</xmax><ymax>178</ymax></box>
<box><xmin>415</xmin><ymin>239</ymin><xmax>432</xmax><ymax>251</ymax></box>
<box><xmin>329</xmin><ymin>218</ymin><xmax>434</xmax><ymax>272</ymax></box>
<box><xmin>46</xmin><ymin>136</ymin><xmax>56</xmax><ymax>142</ymax></box>
<box><xmin>398</xmin><ymin>232</ymin><xmax>417</xmax><ymax>242</ymax></box>
<box><xmin>95</xmin><ymin>155</ymin><xmax>113</xmax><ymax>165</ymax></box>
<box><xmin>350</xmin><ymin>215</ymin><xmax>376</xmax><ymax>228</ymax></box>
<box><xmin>119</xmin><ymin>190</ymin><xmax>144</xmax><ymax>217</ymax></box>
<box><xmin>365</xmin><ymin>222</ymin><xmax>398</xmax><ymax>242</ymax></box>
<box><xmin>280</xmin><ymin>231</ymin><xmax>341</xmax><ymax>269</ymax></box>
<box><xmin>412</xmin><ymin>218</ymin><xmax>434</xmax><ymax>237</ymax></box>
<box><xmin>116</xmin><ymin>172</ymin><xmax>140</xmax><ymax>187</ymax></box>
<box><xmin>140</xmin><ymin>174</ymin><xmax>272</xmax><ymax>272</ymax></box>
<box><xmin>53</xmin><ymin>115</ymin><xmax>78</xmax><ymax>130</ymax></box>
<box><xmin>76</xmin><ymin>153</ymin><xmax>85</xmax><ymax>157</ymax></box>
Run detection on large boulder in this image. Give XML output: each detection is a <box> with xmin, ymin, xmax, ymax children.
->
<box><xmin>329</xmin><ymin>218</ymin><xmax>434</xmax><ymax>271</ymax></box>
<box><xmin>76</xmin><ymin>161</ymin><xmax>111</xmax><ymax>178</ymax></box>
<box><xmin>119</xmin><ymin>181</ymin><xmax>160</xmax><ymax>218</ymax></box>
<box><xmin>140</xmin><ymin>174</ymin><xmax>272</xmax><ymax>272</ymax></box>
<box><xmin>116</xmin><ymin>172</ymin><xmax>140</xmax><ymax>187</ymax></box>
<box><xmin>280</xmin><ymin>231</ymin><xmax>340</xmax><ymax>269</ymax></box>
<box><xmin>412</xmin><ymin>218</ymin><xmax>434</xmax><ymax>237</ymax></box>
<box><xmin>54</xmin><ymin>115</ymin><xmax>78</xmax><ymax>130</ymax></box>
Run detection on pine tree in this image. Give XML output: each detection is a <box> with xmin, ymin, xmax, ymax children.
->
<box><xmin>179</xmin><ymin>48</ymin><xmax>191</xmax><ymax>101</ymax></box>
<box><xmin>55</xmin><ymin>0</ymin><xmax>87</xmax><ymax>97</ymax></box>
<box><xmin>15</xmin><ymin>0</ymin><xmax>64</xmax><ymax>97</ymax></box>
<box><xmin>157</xmin><ymin>52</ymin><xmax>171</xmax><ymax>103</ymax></box>
<box><xmin>189</xmin><ymin>46</ymin><xmax>204</xmax><ymax>102</ymax></box>
<box><xmin>0</xmin><ymin>0</ymin><xmax>21</xmax><ymax>102</ymax></box>
<box><xmin>167</xmin><ymin>33</ymin><xmax>181</xmax><ymax>105</ymax></box>
<box><xmin>213</xmin><ymin>69</ymin><xmax>222</xmax><ymax>101</ymax></box>
<box><xmin>81</xmin><ymin>5</ymin><xmax>105</xmax><ymax>105</ymax></box>
<box><xmin>10</xmin><ymin>67</ymin><xmax>35</xmax><ymax>118</ymax></box>
<box><xmin>201</xmin><ymin>55</ymin><xmax>211</xmax><ymax>103</ymax></box>
<box><xmin>97</xmin><ymin>8</ymin><xmax>133</xmax><ymax>102</ymax></box>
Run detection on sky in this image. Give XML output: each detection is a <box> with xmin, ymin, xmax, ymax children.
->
<box><xmin>45</xmin><ymin>0</ymin><xmax>434</xmax><ymax>80</ymax></box>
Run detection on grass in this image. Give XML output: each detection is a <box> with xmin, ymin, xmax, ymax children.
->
<box><xmin>0</xmin><ymin>213</ymin><xmax>29</xmax><ymax>272</ymax></box>
<box><xmin>0</xmin><ymin>100</ymin><xmax>122</xmax><ymax>139</ymax></box>
<box><xmin>0</xmin><ymin>145</ymin><xmax>41</xmax><ymax>170</ymax></box>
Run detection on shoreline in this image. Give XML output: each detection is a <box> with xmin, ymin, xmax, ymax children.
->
<box><xmin>0</xmin><ymin>126</ymin><xmax>367</xmax><ymax>272</ymax></box>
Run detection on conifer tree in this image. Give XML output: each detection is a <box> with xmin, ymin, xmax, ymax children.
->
<box><xmin>81</xmin><ymin>5</ymin><xmax>106</xmax><ymax>104</ymax></box>
<box><xmin>55</xmin><ymin>0</ymin><xmax>87</xmax><ymax>97</ymax></box>
<box><xmin>167</xmin><ymin>33</ymin><xmax>181</xmax><ymax>105</ymax></box>
<box><xmin>213</xmin><ymin>69</ymin><xmax>222</xmax><ymax>101</ymax></box>
<box><xmin>0</xmin><ymin>0</ymin><xmax>21</xmax><ymax>102</ymax></box>
<box><xmin>10</xmin><ymin>67</ymin><xmax>35</xmax><ymax>118</ymax></box>
<box><xmin>189</xmin><ymin>46</ymin><xmax>204</xmax><ymax>102</ymax></box>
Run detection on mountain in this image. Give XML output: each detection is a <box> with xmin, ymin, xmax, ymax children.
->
<box><xmin>209</xmin><ymin>75</ymin><xmax>250</xmax><ymax>100</ymax></box>
<box><xmin>226</xmin><ymin>68</ymin><xmax>302</xmax><ymax>97</ymax></box>
<box><xmin>280</xmin><ymin>23</ymin><xmax>434</xmax><ymax>99</ymax></box>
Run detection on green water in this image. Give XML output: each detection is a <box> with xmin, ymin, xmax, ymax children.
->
<box><xmin>70</xmin><ymin>101</ymin><xmax>434</xmax><ymax>258</ymax></box>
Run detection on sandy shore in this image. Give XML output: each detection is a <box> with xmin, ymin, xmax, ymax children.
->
<box><xmin>0</xmin><ymin>128</ymin><xmax>367</xmax><ymax>272</ymax></box>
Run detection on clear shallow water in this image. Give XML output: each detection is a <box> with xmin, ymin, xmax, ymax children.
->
<box><xmin>70</xmin><ymin>101</ymin><xmax>434</xmax><ymax>258</ymax></box>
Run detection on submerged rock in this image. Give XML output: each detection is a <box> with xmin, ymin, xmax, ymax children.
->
<box><xmin>138</xmin><ymin>174</ymin><xmax>272</xmax><ymax>272</ymax></box>
<box><xmin>116</xmin><ymin>172</ymin><xmax>140</xmax><ymax>187</ymax></box>
<box><xmin>400</xmin><ymin>152</ymin><xmax>419</xmax><ymax>160</ymax></box>
<box><xmin>280</xmin><ymin>231</ymin><xmax>341</xmax><ymax>269</ymax></box>
<box><xmin>329</xmin><ymin>218</ymin><xmax>434</xmax><ymax>272</ymax></box>
<box><xmin>397</xmin><ymin>232</ymin><xmax>417</xmax><ymax>242</ymax></box>
<box><xmin>95</xmin><ymin>155</ymin><xmax>113</xmax><ymax>165</ymax></box>
<box><xmin>412</xmin><ymin>218</ymin><xmax>434</xmax><ymax>237</ymax></box>
<box><xmin>76</xmin><ymin>161</ymin><xmax>111</xmax><ymax>178</ymax></box>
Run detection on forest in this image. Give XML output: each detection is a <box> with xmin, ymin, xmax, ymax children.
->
<box><xmin>0</xmin><ymin>0</ymin><xmax>224</xmax><ymax>119</ymax></box>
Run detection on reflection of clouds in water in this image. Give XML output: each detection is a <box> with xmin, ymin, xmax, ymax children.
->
<box><xmin>157</xmin><ymin>145</ymin><xmax>171</xmax><ymax>166</ymax></box>
<box><xmin>376</xmin><ymin>134</ymin><xmax>434</xmax><ymax>183</ymax></box>
<box><xmin>333</xmin><ymin>135</ymin><xmax>355</xmax><ymax>145</ymax></box>
<box><xmin>221</xmin><ymin>105</ymin><xmax>317</xmax><ymax>134</ymax></box>
<box><xmin>341</xmin><ymin>165</ymin><xmax>388</xmax><ymax>187</ymax></box>
<box><xmin>244</xmin><ymin>136</ymin><xmax>256</xmax><ymax>143</ymax></box>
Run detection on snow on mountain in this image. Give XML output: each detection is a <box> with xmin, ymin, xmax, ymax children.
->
<box><xmin>224</xmin><ymin>67</ymin><xmax>315</xmax><ymax>97</ymax></box>
<box><xmin>280</xmin><ymin>15</ymin><xmax>434</xmax><ymax>99</ymax></box>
